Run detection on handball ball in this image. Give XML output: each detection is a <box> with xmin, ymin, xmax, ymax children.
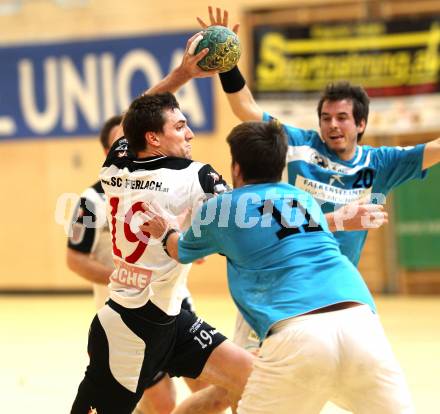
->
<box><xmin>194</xmin><ymin>25</ymin><xmax>241</xmax><ymax>73</ymax></box>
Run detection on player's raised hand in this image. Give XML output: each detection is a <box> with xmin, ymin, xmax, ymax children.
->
<box><xmin>144</xmin><ymin>31</ymin><xmax>217</xmax><ymax>94</ymax></box>
<box><xmin>197</xmin><ymin>6</ymin><xmax>240</xmax><ymax>34</ymax></box>
<box><xmin>329</xmin><ymin>200</ymin><xmax>388</xmax><ymax>231</ymax></box>
<box><xmin>179</xmin><ymin>31</ymin><xmax>219</xmax><ymax>79</ymax></box>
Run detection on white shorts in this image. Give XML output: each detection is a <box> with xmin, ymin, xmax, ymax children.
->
<box><xmin>238</xmin><ymin>305</ymin><xmax>414</xmax><ymax>414</ymax></box>
<box><xmin>93</xmin><ymin>283</ymin><xmax>110</xmax><ymax>310</ymax></box>
<box><xmin>233</xmin><ymin>312</ymin><xmax>260</xmax><ymax>353</ymax></box>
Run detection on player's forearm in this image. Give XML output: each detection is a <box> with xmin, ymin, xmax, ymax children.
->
<box><xmin>326</xmin><ymin>203</ymin><xmax>388</xmax><ymax>232</ymax></box>
<box><xmin>219</xmin><ymin>66</ymin><xmax>263</xmax><ymax>122</ymax></box>
<box><xmin>66</xmin><ymin>249</ymin><xmax>113</xmax><ymax>285</ymax></box>
<box><xmin>225</xmin><ymin>87</ymin><xmax>262</xmax><ymax>122</ymax></box>
<box><xmin>144</xmin><ymin>66</ymin><xmax>191</xmax><ymax>95</ymax></box>
<box><xmin>325</xmin><ymin>212</ymin><xmax>337</xmax><ymax>232</ymax></box>
<box><xmin>422</xmin><ymin>137</ymin><xmax>440</xmax><ymax>170</ymax></box>
<box><xmin>164</xmin><ymin>232</ymin><xmax>180</xmax><ymax>261</ymax></box>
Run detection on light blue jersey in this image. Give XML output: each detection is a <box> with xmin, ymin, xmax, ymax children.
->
<box><xmin>263</xmin><ymin>113</ymin><xmax>426</xmax><ymax>265</ymax></box>
<box><xmin>178</xmin><ymin>182</ymin><xmax>376</xmax><ymax>340</ymax></box>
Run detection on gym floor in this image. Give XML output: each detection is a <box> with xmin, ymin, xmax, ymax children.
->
<box><xmin>2</xmin><ymin>294</ymin><xmax>439</xmax><ymax>413</ymax></box>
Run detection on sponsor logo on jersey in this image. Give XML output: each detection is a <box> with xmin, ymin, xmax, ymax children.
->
<box><xmin>208</xmin><ymin>172</ymin><xmax>220</xmax><ymax>182</ymax></box>
<box><xmin>329</xmin><ymin>174</ymin><xmax>345</xmax><ymax>186</ymax></box>
<box><xmin>124</xmin><ymin>179</ymin><xmax>169</xmax><ymax>192</ymax></box>
<box><xmin>111</xmin><ymin>258</ymin><xmax>152</xmax><ymax>289</ymax></box>
<box><xmin>103</xmin><ymin>177</ymin><xmax>169</xmax><ymax>192</ymax></box>
<box><xmin>114</xmin><ymin>140</ymin><xmax>128</xmax><ymax>151</ymax></box>
<box><xmin>189</xmin><ymin>317</ymin><xmax>204</xmax><ymax>333</ymax></box>
<box><xmin>310</xmin><ymin>151</ymin><xmax>329</xmax><ymax>168</ymax></box>
<box><xmin>295</xmin><ymin>175</ymin><xmax>371</xmax><ymax>204</ymax></box>
<box><xmin>288</xmin><ymin>145</ymin><xmax>371</xmax><ymax>175</ymax></box>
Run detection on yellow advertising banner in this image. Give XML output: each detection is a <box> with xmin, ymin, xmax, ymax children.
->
<box><xmin>253</xmin><ymin>18</ymin><xmax>440</xmax><ymax>97</ymax></box>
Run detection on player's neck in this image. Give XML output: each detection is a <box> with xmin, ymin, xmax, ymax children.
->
<box><xmin>333</xmin><ymin>146</ymin><xmax>357</xmax><ymax>161</ymax></box>
<box><xmin>237</xmin><ymin>178</ymin><xmax>274</xmax><ymax>188</ymax></box>
<box><xmin>137</xmin><ymin>149</ymin><xmax>166</xmax><ymax>158</ymax></box>
<box><xmin>232</xmin><ymin>174</ymin><xmax>245</xmax><ymax>188</ymax></box>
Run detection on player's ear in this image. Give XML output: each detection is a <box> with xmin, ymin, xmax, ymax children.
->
<box><xmin>357</xmin><ymin>119</ymin><xmax>366</xmax><ymax>135</ymax></box>
<box><xmin>146</xmin><ymin>131</ymin><xmax>160</xmax><ymax>147</ymax></box>
<box><xmin>232</xmin><ymin>161</ymin><xmax>241</xmax><ymax>178</ymax></box>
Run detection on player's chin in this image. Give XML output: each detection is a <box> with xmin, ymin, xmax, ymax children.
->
<box><xmin>327</xmin><ymin>141</ymin><xmax>346</xmax><ymax>152</ymax></box>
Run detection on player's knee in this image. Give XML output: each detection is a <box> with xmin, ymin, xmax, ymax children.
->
<box><xmin>153</xmin><ymin>401</ymin><xmax>175</xmax><ymax>414</ymax></box>
<box><xmin>138</xmin><ymin>384</ymin><xmax>176</xmax><ymax>414</ymax></box>
<box><xmin>184</xmin><ymin>376</ymin><xmax>207</xmax><ymax>393</ymax></box>
<box><xmin>204</xmin><ymin>341</ymin><xmax>254</xmax><ymax>394</ymax></box>
<box><xmin>210</xmin><ymin>388</ymin><xmax>234</xmax><ymax>412</ymax></box>
<box><xmin>137</xmin><ymin>398</ymin><xmax>175</xmax><ymax>414</ymax></box>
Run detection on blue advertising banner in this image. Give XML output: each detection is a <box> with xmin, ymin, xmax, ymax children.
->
<box><xmin>0</xmin><ymin>32</ymin><xmax>213</xmax><ymax>140</ymax></box>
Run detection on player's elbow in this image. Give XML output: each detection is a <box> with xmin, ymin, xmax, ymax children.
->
<box><xmin>66</xmin><ymin>248</ymin><xmax>83</xmax><ymax>273</ymax></box>
<box><xmin>66</xmin><ymin>249</ymin><xmax>75</xmax><ymax>271</ymax></box>
<box><xmin>423</xmin><ymin>137</ymin><xmax>440</xmax><ymax>170</ymax></box>
<box><xmin>433</xmin><ymin>137</ymin><xmax>440</xmax><ymax>154</ymax></box>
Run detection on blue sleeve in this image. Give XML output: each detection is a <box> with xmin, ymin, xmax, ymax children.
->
<box><xmin>178</xmin><ymin>202</ymin><xmax>221</xmax><ymax>264</ymax></box>
<box><xmin>373</xmin><ymin>144</ymin><xmax>427</xmax><ymax>193</ymax></box>
<box><xmin>262</xmin><ymin>112</ymin><xmax>319</xmax><ymax>146</ymax></box>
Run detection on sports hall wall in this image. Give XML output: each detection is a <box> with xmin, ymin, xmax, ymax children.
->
<box><xmin>0</xmin><ymin>0</ymin><xmax>439</xmax><ymax>294</ymax></box>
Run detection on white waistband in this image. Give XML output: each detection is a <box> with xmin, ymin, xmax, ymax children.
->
<box><xmin>269</xmin><ymin>304</ymin><xmax>372</xmax><ymax>335</ymax></box>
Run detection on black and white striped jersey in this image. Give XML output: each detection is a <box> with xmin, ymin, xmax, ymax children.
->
<box><xmin>99</xmin><ymin>137</ymin><xmax>228</xmax><ymax>315</ymax></box>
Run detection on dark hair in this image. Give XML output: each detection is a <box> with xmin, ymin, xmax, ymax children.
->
<box><xmin>122</xmin><ymin>92</ymin><xmax>180</xmax><ymax>154</ymax></box>
<box><xmin>317</xmin><ymin>81</ymin><xmax>370</xmax><ymax>141</ymax></box>
<box><xmin>226</xmin><ymin>120</ymin><xmax>287</xmax><ymax>183</ymax></box>
<box><xmin>100</xmin><ymin>115</ymin><xmax>122</xmax><ymax>149</ymax></box>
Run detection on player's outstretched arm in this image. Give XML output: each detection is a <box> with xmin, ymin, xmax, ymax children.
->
<box><xmin>326</xmin><ymin>202</ymin><xmax>388</xmax><ymax>232</ymax></box>
<box><xmin>105</xmin><ymin>34</ymin><xmax>212</xmax><ymax>145</ymax></box>
<box><xmin>222</xmin><ymin>80</ymin><xmax>263</xmax><ymax>122</ymax></box>
<box><xmin>140</xmin><ymin>202</ymin><xmax>180</xmax><ymax>261</ymax></box>
<box><xmin>145</xmin><ymin>32</ymin><xmax>217</xmax><ymax>95</ymax></box>
<box><xmin>197</xmin><ymin>6</ymin><xmax>263</xmax><ymax>122</ymax></box>
<box><xmin>104</xmin><ymin>33</ymin><xmax>216</xmax><ymax>143</ymax></box>
<box><xmin>196</xmin><ymin>6</ymin><xmax>240</xmax><ymax>35</ymax></box>
<box><xmin>422</xmin><ymin>137</ymin><xmax>440</xmax><ymax>170</ymax></box>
